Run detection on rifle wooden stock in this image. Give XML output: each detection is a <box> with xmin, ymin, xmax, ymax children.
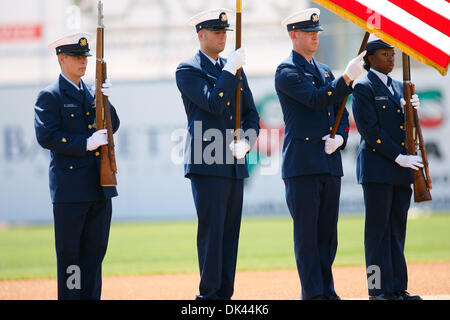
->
<box><xmin>402</xmin><ymin>53</ymin><xmax>431</xmax><ymax>203</ymax></box>
<box><xmin>412</xmin><ymin>91</ymin><xmax>432</xmax><ymax>191</ymax></box>
<box><xmin>234</xmin><ymin>0</ymin><xmax>242</xmax><ymax>142</ymax></box>
<box><xmin>96</xmin><ymin>1</ymin><xmax>117</xmax><ymax>187</ymax></box>
<box><xmin>330</xmin><ymin>31</ymin><xmax>370</xmax><ymax>138</ymax></box>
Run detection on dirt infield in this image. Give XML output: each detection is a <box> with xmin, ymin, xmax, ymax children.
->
<box><xmin>1</xmin><ymin>262</ymin><xmax>449</xmax><ymax>300</ymax></box>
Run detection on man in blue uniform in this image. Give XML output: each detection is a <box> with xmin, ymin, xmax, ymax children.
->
<box><xmin>275</xmin><ymin>8</ymin><xmax>366</xmax><ymax>300</ymax></box>
<box><xmin>175</xmin><ymin>9</ymin><xmax>260</xmax><ymax>300</ymax></box>
<box><xmin>352</xmin><ymin>35</ymin><xmax>422</xmax><ymax>300</ymax></box>
<box><xmin>34</xmin><ymin>32</ymin><xmax>120</xmax><ymax>300</ymax></box>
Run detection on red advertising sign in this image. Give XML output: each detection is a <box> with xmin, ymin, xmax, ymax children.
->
<box><xmin>0</xmin><ymin>24</ymin><xmax>42</xmax><ymax>41</ymax></box>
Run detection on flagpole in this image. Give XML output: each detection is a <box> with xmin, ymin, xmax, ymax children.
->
<box><xmin>234</xmin><ymin>0</ymin><xmax>242</xmax><ymax>142</ymax></box>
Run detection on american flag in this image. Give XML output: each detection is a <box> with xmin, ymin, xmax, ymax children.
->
<box><xmin>312</xmin><ymin>0</ymin><xmax>450</xmax><ymax>75</ymax></box>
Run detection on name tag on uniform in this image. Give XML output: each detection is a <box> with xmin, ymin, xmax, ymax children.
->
<box><xmin>206</xmin><ymin>74</ymin><xmax>218</xmax><ymax>80</ymax></box>
<box><xmin>64</xmin><ymin>104</ymin><xmax>80</xmax><ymax>108</ymax></box>
<box><xmin>375</xmin><ymin>96</ymin><xmax>388</xmax><ymax>100</ymax></box>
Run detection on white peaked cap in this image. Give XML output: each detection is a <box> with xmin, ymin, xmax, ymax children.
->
<box><xmin>188</xmin><ymin>8</ymin><xmax>232</xmax><ymax>26</ymax></box>
<box><xmin>281</xmin><ymin>8</ymin><xmax>320</xmax><ymax>27</ymax></box>
<box><xmin>48</xmin><ymin>32</ymin><xmax>93</xmax><ymax>50</ymax></box>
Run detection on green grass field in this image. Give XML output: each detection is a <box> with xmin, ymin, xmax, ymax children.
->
<box><xmin>0</xmin><ymin>213</ymin><xmax>449</xmax><ymax>280</ymax></box>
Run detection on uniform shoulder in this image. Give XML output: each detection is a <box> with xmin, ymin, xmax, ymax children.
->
<box><xmin>176</xmin><ymin>55</ymin><xmax>201</xmax><ymax>72</ymax></box>
<box><xmin>276</xmin><ymin>55</ymin><xmax>297</xmax><ymax>76</ymax></box>
<box><xmin>277</xmin><ymin>54</ymin><xmax>295</xmax><ymax>69</ymax></box>
<box><xmin>353</xmin><ymin>74</ymin><xmax>371</xmax><ymax>88</ymax></box>
<box><xmin>352</xmin><ymin>75</ymin><xmax>375</xmax><ymax>99</ymax></box>
<box><xmin>37</xmin><ymin>80</ymin><xmax>60</xmax><ymax>100</ymax></box>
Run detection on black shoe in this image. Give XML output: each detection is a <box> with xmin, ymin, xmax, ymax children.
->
<box><xmin>327</xmin><ymin>294</ymin><xmax>341</xmax><ymax>300</ymax></box>
<box><xmin>307</xmin><ymin>295</ymin><xmax>328</xmax><ymax>300</ymax></box>
<box><xmin>396</xmin><ymin>291</ymin><xmax>422</xmax><ymax>300</ymax></box>
<box><xmin>369</xmin><ymin>292</ymin><xmax>403</xmax><ymax>300</ymax></box>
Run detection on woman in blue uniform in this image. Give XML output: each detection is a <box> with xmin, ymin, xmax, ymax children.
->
<box><xmin>352</xmin><ymin>35</ymin><xmax>422</xmax><ymax>300</ymax></box>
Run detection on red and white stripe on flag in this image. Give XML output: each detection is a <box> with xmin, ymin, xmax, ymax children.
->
<box><xmin>312</xmin><ymin>0</ymin><xmax>450</xmax><ymax>75</ymax></box>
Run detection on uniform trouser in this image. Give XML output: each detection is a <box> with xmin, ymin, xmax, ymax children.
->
<box><xmin>362</xmin><ymin>183</ymin><xmax>412</xmax><ymax>297</ymax></box>
<box><xmin>284</xmin><ymin>174</ymin><xmax>341</xmax><ymax>299</ymax></box>
<box><xmin>189</xmin><ymin>174</ymin><xmax>244</xmax><ymax>300</ymax></box>
<box><xmin>53</xmin><ymin>199</ymin><xmax>112</xmax><ymax>300</ymax></box>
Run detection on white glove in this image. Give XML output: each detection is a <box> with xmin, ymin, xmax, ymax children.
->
<box><xmin>400</xmin><ymin>94</ymin><xmax>420</xmax><ymax>112</ymax></box>
<box><xmin>410</xmin><ymin>94</ymin><xmax>420</xmax><ymax>109</ymax></box>
<box><xmin>86</xmin><ymin>129</ymin><xmax>108</xmax><ymax>151</ymax></box>
<box><xmin>322</xmin><ymin>134</ymin><xmax>344</xmax><ymax>155</ymax></box>
<box><xmin>91</xmin><ymin>79</ymin><xmax>113</xmax><ymax>97</ymax></box>
<box><xmin>400</xmin><ymin>98</ymin><xmax>405</xmax><ymax>113</ymax></box>
<box><xmin>223</xmin><ymin>47</ymin><xmax>246</xmax><ymax>75</ymax></box>
<box><xmin>101</xmin><ymin>79</ymin><xmax>112</xmax><ymax>97</ymax></box>
<box><xmin>229</xmin><ymin>139</ymin><xmax>250</xmax><ymax>159</ymax></box>
<box><xmin>395</xmin><ymin>154</ymin><xmax>424</xmax><ymax>170</ymax></box>
<box><xmin>343</xmin><ymin>51</ymin><xmax>366</xmax><ymax>81</ymax></box>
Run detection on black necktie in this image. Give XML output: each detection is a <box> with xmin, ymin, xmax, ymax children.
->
<box><xmin>79</xmin><ymin>88</ymin><xmax>88</xmax><ymax>112</ymax></box>
<box><xmin>387</xmin><ymin>76</ymin><xmax>392</xmax><ymax>87</ymax></box>
<box><xmin>79</xmin><ymin>87</ymin><xmax>85</xmax><ymax>100</ymax></box>
<box><xmin>215</xmin><ymin>61</ymin><xmax>222</xmax><ymax>71</ymax></box>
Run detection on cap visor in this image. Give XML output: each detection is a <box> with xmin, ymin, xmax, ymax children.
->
<box><xmin>299</xmin><ymin>26</ymin><xmax>323</xmax><ymax>32</ymax></box>
<box><xmin>366</xmin><ymin>45</ymin><xmax>394</xmax><ymax>51</ymax></box>
<box><xmin>63</xmin><ymin>51</ymin><xmax>92</xmax><ymax>57</ymax></box>
<box><xmin>203</xmin><ymin>27</ymin><xmax>233</xmax><ymax>31</ymax></box>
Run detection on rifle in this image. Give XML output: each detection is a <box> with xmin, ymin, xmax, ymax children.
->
<box><xmin>234</xmin><ymin>0</ymin><xmax>242</xmax><ymax>142</ymax></box>
<box><xmin>402</xmin><ymin>53</ymin><xmax>431</xmax><ymax>203</ymax></box>
<box><xmin>330</xmin><ymin>31</ymin><xmax>369</xmax><ymax>138</ymax></box>
<box><xmin>95</xmin><ymin>0</ymin><xmax>117</xmax><ymax>186</ymax></box>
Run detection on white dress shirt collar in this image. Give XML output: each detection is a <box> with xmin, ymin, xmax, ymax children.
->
<box><xmin>370</xmin><ymin>68</ymin><xmax>394</xmax><ymax>94</ymax></box>
<box><xmin>200</xmin><ymin>50</ymin><xmax>221</xmax><ymax>66</ymax></box>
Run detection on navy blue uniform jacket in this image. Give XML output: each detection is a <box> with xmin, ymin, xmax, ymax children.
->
<box><xmin>34</xmin><ymin>75</ymin><xmax>120</xmax><ymax>203</ymax></box>
<box><xmin>176</xmin><ymin>51</ymin><xmax>260</xmax><ymax>179</ymax></box>
<box><xmin>352</xmin><ymin>71</ymin><xmax>412</xmax><ymax>185</ymax></box>
<box><xmin>275</xmin><ymin>50</ymin><xmax>352</xmax><ymax>179</ymax></box>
